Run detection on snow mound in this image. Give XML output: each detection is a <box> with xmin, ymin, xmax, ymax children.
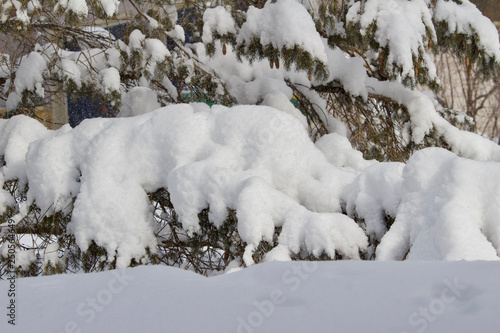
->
<box><xmin>1</xmin><ymin>261</ymin><xmax>499</xmax><ymax>333</ymax></box>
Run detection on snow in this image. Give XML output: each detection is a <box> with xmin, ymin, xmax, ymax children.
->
<box><xmin>238</xmin><ymin>0</ymin><xmax>327</xmax><ymax>63</ymax></box>
<box><xmin>42</xmin><ymin>243</ymin><xmax>62</xmax><ymax>270</ymax></box>
<box><xmin>99</xmin><ymin>67</ymin><xmax>120</xmax><ymax>95</ymax></box>
<box><xmin>260</xmin><ymin>90</ymin><xmax>308</xmax><ymax>129</ymax></box>
<box><xmin>7</xmin><ymin>52</ymin><xmax>47</xmax><ymax>111</ymax></box>
<box><xmin>367</xmin><ymin>77</ymin><xmax>500</xmax><ymax>161</ymax></box>
<box><xmin>54</xmin><ymin>0</ymin><xmax>89</xmax><ymax>17</ymax></box>
<box><xmin>61</xmin><ymin>58</ymin><xmax>82</xmax><ymax>88</ymax></box>
<box><xmin>202</xmin><ymin>6</ymin><xmax>236</xmax><ymax>44</ymax></box>
<box><xmin>376</xmin><ymin>148</ymin><xmax>500</xmax><ymax>261</ymax></box>
<box><xmin>166</xmin><ymin>25</ymin><xmax>186</xmax><ymax>42</ymax></box>
<box><xmin>98</xmin><ymin>0</ymin><xmax>119</xmax><ymax>17</ymax></box>
<box><xmin>2</xmin><ymin>100</ymin><xmax>500</xmax><ymax>268</ymax></box>
<box><xmin>27</xmin><ymin>0</ymin><xmax>41</xmax><ymax>13</ymax></box>
<box><xmin>343</xmin><ymin>162</ymin><xmax>405</xmax><ymax>243</ymax></box>
<box><xmin>22</xmin><ymin>31</ymin><xmax>172</xmax><ymax>104</ymax></box>
<box><xmin>1</xmin><ymin>105</ymin><xmax>367</xmax><ymax>268</ymax></box>
<box><xmin>5</xmin><ymin>0</ymin><xmax>496</xmax><ymax>161</ymax></box>
<box><xmin>0</xmin><ymin>180</ymin><xmax>14</xmax><ymax>215</ymax></box>
<box><xmin>2</xmin><ymin>0</ymin><xmax>500</xmax><ymax>270</ymax></box>
<box><xmin>24</xmin><ymin>124</ymin><xmax>79</xmax><ymax>214</ymax></box>
<box><xmin>144</xmin><ymin>38</ymin><xmax>170</xmax><ymax>62</ymax></box>
<box><xmin>118</xmin><ymin>87</ymin><xmax>160</xmax><ymax>118</ymax></box>
<box><xmin>0</xmin><ymin>115</ymin><xmax>50</xmax><ymax>185</ymax></box>
<box><xmin>323</xmin><ymin>45</ymin><xmax>369</xmax><ymax>99</ymax></box>
<box><xmin>1</xmin><ymin>2</ymin><xmax>500</xmax><ymax>328</ymax></box>
<box><xmin>315</xmin><ymin>133</ymin><xmax>375</xmax><ymax>171</ymax></box>
<box><xmin>82</xmin><ymin>26</ymin><xmax>115</xmax><ymax>41</ymax></box>
<box><xmin>198</xmin><ymin>23</ymin><xmax>497</xmax><ymax>159</ymax></box>
<box><xmin>14</xmin><ymin>249</ymin><xmax>36</xmax><ymax>270</ymax></box>
<box><xmin>1</xmin><ymin>0</ymin><xmax>29</xmax><ymax>24</ymax></box>
<box><xmin>1</xmin><ymin>261</ymin><xmax>499</xmax><ymax>333</ymax></box>
<box><xmin>346</xmin><ymin>0</ymin><xmax>437</xmax><ymax>82</ymax></box>
<box><xmin>434</xmin><ymin>0</ymin><xmax>500</xmax><ymax>61</ymax></box>
<box><xmin>129</xmin><ymin>29</ymin><xmax>146</xmax><ymax>51</ymax></box>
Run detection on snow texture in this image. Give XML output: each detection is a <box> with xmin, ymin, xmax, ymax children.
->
<box><xmin>1</xmin><ymin>261</ymin><xmax>499</xmax><ymax>333</ymax></box>
<box><xmin>238</xmin><ymin>0</ymin><xmax>328</xmax><ymax>62</ymax></box>
<box><xmin>343</xmin><ymin>161</ymin><xmax>405</xmax><ymax>242</ymax></box>
<box><xmin>434</xmin><ymin>0</ymin><xmax>500</xmax><ymax>60</ymax></box>
<box><xmin>323</xmin><ymin>44</ymin><xmax>369</xmax><ymax>99</ymax></box>
<box><xmin>315</xmin><ymin>133</ymin><xmax>376</xmax><ymax>171</ymax></box>
<box><xmin>377</xmin><ymin>148</ymin><xmax>500</xmax><ymax>261</ymax></box>
<box><xmin>2</xmin><ymin>95</ymin><xmax>500</xmax><ymax>265</ymax></box>
<box><xmin>99</xmin><ymin>67</ymin><xmax>120</xmax><ymax>95</ymax></box>
<box><xmin>7</xmin><ymin>52</ymin><xmax>47</xmax><ymax>111</ymax></box>
<box><xmin>200</xmin><ymin>23</ymin><xmax>499</xmax><ymax>162</ymax></box>
<box><xmin>129</xmin><ymin>29</ymin><xmax>145</xmax><ymax>51</ymax></box>
<box><xmin>0</xmin><ymin>105</ymin><xmax>367</xmax><ymax>268</ymax></box>
<box><xmin>346</xmin><ymin>0</ymin><xmax>437</xmax><ymax>81</ymax></box>
<box><xmin>202</xmin><ymin>6</ymin><xmax>236</xmax><ymax>44</ymax></box>
<box><xmin>54</xmin><ymin>0</ymin><xmax>89</xmax><ymax>17</ymax></box>
<box><xmin>54</xmin><ymin>0</ymin><xmax>117</xmax><ymax>17</ymax></box>
<box><xmin>99</xmin><ymin>0</ymin><xmax>120</xmax><ymax>17</ymax></box>
<box><xmin>166</xmin><ymin>25</ymin><xmax>185</xmax><ymax>42</ymax></box>
<box><xmin>118</xmin><ymin>87</ymin><xmax>160</xmax><ymax>118</ymax></box>
<box><xmin>42</xmin><ymin>242</ymin><xmax>62</xmax><ymax>269</ymax></box>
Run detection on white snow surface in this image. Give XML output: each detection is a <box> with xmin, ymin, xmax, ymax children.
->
<box><xmin>323</xmin><ymin>44</ymin><xmax>369</xmax><ymax>99</ymax></box>
<box><xmin>13</xmin><ymin>52</ymin><xmax>46</xmax><ymax>97</ymax></box>
<box><xmin>129</xmin><ymin>29</ymin><xmax>145</xmax><ymax>51</ymax></box>
<box><xmin>1</xmin><ymin>261</ymin><xmax>499</xmax><ymax>333</ymax></box>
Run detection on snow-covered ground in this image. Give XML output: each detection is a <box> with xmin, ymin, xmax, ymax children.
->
<box><xmin>1</xmin><ymin>261</ymin><xmax>499</xmax><ymax>333</ymax></box>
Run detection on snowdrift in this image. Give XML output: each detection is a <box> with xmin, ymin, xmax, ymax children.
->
<box><xmin>1</xmin><ymin>261</ymin><xmax>499</xmax><ymax>333</ymax></box>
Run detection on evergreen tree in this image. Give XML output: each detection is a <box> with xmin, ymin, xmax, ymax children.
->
<box><xmin>1</xmin><ymin>0</ymin><xmax>500</xmax><ymax>276</ymax></box>
<box><xmin>1</xmin><ymin>0</ymin><xmax>498</xmax><ymax>160</ymax></box>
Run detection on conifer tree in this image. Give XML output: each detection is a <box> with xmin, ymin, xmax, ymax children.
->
<box><xmin>1</xmin><ymin>0</ymin><xmax>499</xmax><ymax>276</ymax></box>
<box><xmin>2</xmin><ymin>0</ymin><xmax>498</xmax><ymax>159</ymax></box>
